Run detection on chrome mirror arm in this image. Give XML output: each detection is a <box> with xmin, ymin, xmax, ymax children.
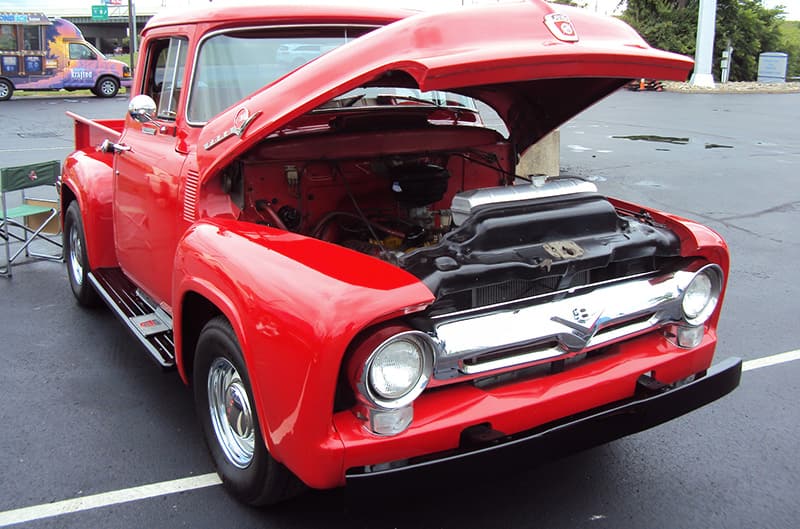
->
<box><xmin>127</xmin><ymin>94</ymin><xmax>168</xmax><ymax>134</ymax></box>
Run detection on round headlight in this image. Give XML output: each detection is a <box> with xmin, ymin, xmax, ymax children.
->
<box><xmin>369</xmin><ymin>339</ymin><xmax>422</xmax><ymax>398</ymax></box>
<box><xmin>681</xmin><ymin>265</ymin><xmax>722</xmax><ymax>325</ymax></box>
<box><xmin>364</xmin><ymin>331</ymin><xmax>433</xmax><ymax>408</ymax></box>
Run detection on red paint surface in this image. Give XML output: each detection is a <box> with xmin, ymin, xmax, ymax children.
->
<box><xmin>60</xmin><ymin>1</ymin><xmax>727</xmax><ymax>490</ymax></box>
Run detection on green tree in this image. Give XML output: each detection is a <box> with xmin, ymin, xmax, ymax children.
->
<box><xmin>622</xmin><ymin>0</ymin><xmax>787</xmax><ymax>81</ymax></box>
<box><xmin>622</xmin><ymin>1</ymin><xmax>698</xmax><ymax>56</ymax></box>
<box><xmin>778</xmin><ymin>20</ymin><xmax>800</xmax><ymax>77</ymax></box>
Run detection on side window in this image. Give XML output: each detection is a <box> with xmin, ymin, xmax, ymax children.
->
<box><xmin>69</xmin><ymin>43</ymin><xmax>96</xmax><ymax>61</ymax></box>
<box><xmin>22</xmin><ymin>26</ymin><xmax>41</xmax><ymax>51</ymax></box>
<box><xmin>143</xmin><ymin>37</ymin><xmax>188</xmax><ymax>121</ymax></box>
<box><xmin>0</xmin><ymin>24</ymin><xmax>17</xmax><ymax>51</ymax></box>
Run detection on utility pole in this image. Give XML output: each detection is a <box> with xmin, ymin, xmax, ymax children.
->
<box><xmin>690</xmin><ymin>0</ymin><xmax>717</xmax><ymax>87</ymax></box>
<box><xmin>127</xmin><ymin>0</ymin><xmax>137</xmax><ymax>73</ymax></box>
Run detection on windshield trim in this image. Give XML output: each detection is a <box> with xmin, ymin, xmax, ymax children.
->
<box><xmin>186</xmin><ymin>23</ymin><xmax>382</xmax><ymax>127</ymax></box>
<box><xmin>84</xmin><ymin>40</ymin><xmax>106</xmax><ymax>60</ymax></box>
<box><xmin>314</xmin><ymin>90</ymin><xmax>478</xmax><ymax>112</ymax></box>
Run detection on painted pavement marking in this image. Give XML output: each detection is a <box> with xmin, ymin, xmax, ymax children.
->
<box><xmin>1</xmin><ymin>348</ymin><xmax>799</xmax><ymax>527</ymax></box>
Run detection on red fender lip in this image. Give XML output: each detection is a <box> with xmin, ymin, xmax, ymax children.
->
<box><xmin>172</xmin><ymin>218</ymin><xmax>435</xmax><ymax>486</ymax></box>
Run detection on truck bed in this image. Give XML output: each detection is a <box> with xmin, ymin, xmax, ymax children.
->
<box><xmin>66</xmin><ymin>112</ymin><xmax>124</xmax><ymax>151</ymax></box>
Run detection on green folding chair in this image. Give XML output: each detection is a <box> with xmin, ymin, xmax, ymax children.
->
<box><xmin>1</xmin><ymin>160</ymin><xmax>63</xmax><ymax>278</ymax></box>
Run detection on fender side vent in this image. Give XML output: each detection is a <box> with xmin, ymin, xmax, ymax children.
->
<box><xmin>183</xmin><ymin>170</ymin><xmax>199</xmax><ymax>222</ymax></box>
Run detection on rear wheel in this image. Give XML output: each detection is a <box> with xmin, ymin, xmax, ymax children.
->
<box><xmin>0</xmin><ymin>79</ymin><xmax>13</xmax><ymax>101</ymax></box>
<box><xmin>94</xmin><ymin>77</ymin><xmax>119</xmax><ymax>98</ymax></box>
<box><xmin>194</xmin><ymin>316</ymin><xmax>304</xmax><ymax>505</ymax></box>
<box><xmin>64</xmin><ymin>201</ymin><xmax>100</xmax><ymax>307</ymax></box>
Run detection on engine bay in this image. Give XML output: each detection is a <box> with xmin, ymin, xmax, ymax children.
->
<box><xmin>234</xmin><ymin>116</ymin><xmax>513</xmax><ymax>257</ymax></box>
<box><xmin>236</xmin><ymin>155</ymin><xmax>502</xmax><ymax>259</ymax></box>
<box><xmin>226</xmin><ymin>117</ymin><xmax>683</xmax><ymax>315</ymax></box>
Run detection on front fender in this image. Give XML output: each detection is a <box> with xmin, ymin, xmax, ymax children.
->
<box><xmin>61</xmin><ymin>149</ymin><xmax>118</xmax><ymax>269</ymax></box>
<box><xmin>609</xmin><ymin>197</ymin><xmax>730</xmax><ymax>328</ymax></box>
<box><xmin>173</xmin><ymin>218</ymin><xmax>434</xmax><ymax>487</ymax></box>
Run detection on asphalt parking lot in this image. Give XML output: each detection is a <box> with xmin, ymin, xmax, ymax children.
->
<box><xmin>1</xmin><ymin>90</ymin><xmax>798</xmax><ymax>529</ymax></box>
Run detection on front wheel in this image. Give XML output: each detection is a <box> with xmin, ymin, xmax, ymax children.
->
<box><xmin>0</xmin><ymin>79</ymin><xmax>13</xmax><ymax>101</ymax></box>
<box><xmin>94</xmin><ymin>76</ymin><xmax>119</xmax><ymax>98</ymax></box>
<box><xmin>64</xmin><ymin>201</ymin><xmax>100</xmax><ymax>307</ymax></box>
<box><xmin>194</xmin><ymin>316</ymin><xmax>304</xmax><ymax>505</ymax></box>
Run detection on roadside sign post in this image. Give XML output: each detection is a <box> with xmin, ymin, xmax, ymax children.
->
<box><xmin>720</xmin><ymin>46</ymin><xmax>733</xmax><ymax>84</ymax></box>
<box><xmin>127</xmin><ymin>0</ymin><xmax>137</xmax><ymax>74</ymax></box>
<box><xmin>690</xmin><ymin>0</ymin><xmax>717</xmax><ymax>88</ymax></box>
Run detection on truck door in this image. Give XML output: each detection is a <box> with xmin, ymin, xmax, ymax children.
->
<box><xmin>65</xmin><ymin>41</ymin><xmax>100</xmax><ymax>88</ymax></box>
<box><xmin>114</xmin><ymin>36</ymin><xmax>188</xmax><ymax>305</ymax></box>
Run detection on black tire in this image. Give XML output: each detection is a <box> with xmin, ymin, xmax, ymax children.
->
<box><xmin>94</xmin><ymin>76</ymin><xmax>119</xmax><ymax>98</ymax></box>
<box><xmin>64</xmin><ymin>201</ymin><xmax>100</xmax><ymax>307</ymax></box>
<box><xmin>194</xmin><ymin>316</ymin><xmax>304</xmax><ymax>505</ymax></box>
<box><xmin>0</xmin><ymin>79</ymin><xmax>13</xmax><ymax>101</ymax></box>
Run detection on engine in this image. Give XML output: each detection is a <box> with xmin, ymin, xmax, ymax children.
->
<box><xmin>235</xmin><ymin>148</ymin><xmax>681</xmax><ymax>316</ymax></box>
<box><xmin>327</xmin><ymin>161</ymin><xmax>454</xmax><ymax>259</ymax></box>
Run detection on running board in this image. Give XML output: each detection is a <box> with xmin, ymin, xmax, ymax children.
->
<box><xmin>88</xmin><ymin>268</ymin><xmax>176</xmax><ymax>368</ymax></box>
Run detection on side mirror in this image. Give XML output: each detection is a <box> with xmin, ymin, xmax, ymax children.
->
<box><xmin>128</xmin><ymin>95</ymin><xmax>157</xmax><ymax>123</ymax></box>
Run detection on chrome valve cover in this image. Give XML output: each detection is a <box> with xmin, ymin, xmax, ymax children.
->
<box><xmin>450</xmin><ymin>178</ymin><xmax>598</xmax><ymax>226</ymax></box>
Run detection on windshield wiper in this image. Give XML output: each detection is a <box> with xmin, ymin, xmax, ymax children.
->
<box><xmin>341</xmin><ymin>94</ymin><xmax>365</xmax><ymax>107</ymax></box>
<box><xmin>376</xmin><ymin>94</ymin><xmax>441</xmax><ymax>107</ymax></box>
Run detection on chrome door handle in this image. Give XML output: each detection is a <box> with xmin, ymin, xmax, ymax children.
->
<box><xmin>99</xmin><ymin>139</ymin><xmax>132</xmax><ymax>153</ymax></box>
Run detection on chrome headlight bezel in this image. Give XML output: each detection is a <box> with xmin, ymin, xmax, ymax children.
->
<box><xmin>360</xmin><ymin>330</ymin><xmax>435</xmax><ymax>410</ymax></box>
<box><xmin>681</xmin><ymin>264</ymin><xmax>723</xmax><ymax>326</ymax></box>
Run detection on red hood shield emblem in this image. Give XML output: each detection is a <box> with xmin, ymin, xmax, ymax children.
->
<box><xmin>544</xmin><ymin>13</ymin><xmax>579</xmax><ymax>42</ymax></box>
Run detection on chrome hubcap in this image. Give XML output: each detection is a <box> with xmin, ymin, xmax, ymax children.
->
<box><xmin>69</xmin><ymin>223</ymin><xmax>83</xmax><ymax>286</ymax></box>
<box><xmin>0</xmin><ymin>83</ymin><xmax>8</xmax><ymax>98</ymax></box>
<box><xmin>101</xmin><ymin>80</ymin><xmax>115</xmax><ymax>96</ymax></box>
<box><xmin>208</xmin><ymin>357</ymin><xmax>255</xmax><ymax>468</ymax></box>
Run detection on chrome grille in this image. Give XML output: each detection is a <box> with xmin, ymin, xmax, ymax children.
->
<box><xmin>443</xmin><ymin>272</ymin><xmax>590</xmax><ymax>312</ymax></box>
<box><xmin>430</xmin><ymin>269</ymin><xmax>703</xmax><ymax>381</ymax></box>
<box><xmin>474</xmin><ymin>276</ymin><xmax>561</xmax><ymax>307</ymax></box>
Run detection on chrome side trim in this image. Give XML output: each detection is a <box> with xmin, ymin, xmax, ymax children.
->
<box><xmin>432</xmin><ymin>269</ymin><xmax>703</xmax><ymax>379</ymax></box>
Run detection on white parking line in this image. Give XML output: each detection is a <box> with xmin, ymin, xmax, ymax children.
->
<box><xmin>0</xmin><ymin>473</ymin><xmax>221</xmax><ymax>528</ymax></box>
<box><xmin>1</xmin><ymin>349</ymin><xmax>799</xmax><ymax>527</ymax></box>
<box><xmin>742</xmin><ymin>349</ymin><xmax>800</xmax><ymax>372</ymax></box>
<box><xmin>0</xmin><ymin>147</ymin><xmax>67</xmax><ymax>153</ymax></box>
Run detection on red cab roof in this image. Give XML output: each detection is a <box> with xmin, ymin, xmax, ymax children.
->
<box><xmin>143</xmin><ymin>3</ymin><xmax>413</xmax><ymax>33</ymax></box>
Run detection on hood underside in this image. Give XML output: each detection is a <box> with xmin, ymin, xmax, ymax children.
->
<box><xmin>198</xmin><ymin>1</ymin><xmax>693</xmax><ymax>183</ymax></box>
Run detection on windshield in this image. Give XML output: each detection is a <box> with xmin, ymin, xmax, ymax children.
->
<box><xmin>85</xmin><ymin>40</ymin><xmax>106</xmax><ymax>60</ymax></box>
<box><xmin>187</xmin><ymin>26</ymin><xmax>375</xmax><ymax>124</ymax></box>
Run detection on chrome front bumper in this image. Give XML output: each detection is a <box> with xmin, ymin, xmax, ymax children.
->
<box><xmin>432</xmin><ymin>267</ymin><xmax>714</xmax><ymax>380</ymax></box>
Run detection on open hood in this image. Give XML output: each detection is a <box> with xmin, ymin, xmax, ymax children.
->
<box><xmin>197</xmin><ymin>1</ymin><xmax>692</xmax><ymax>183</ymax></box>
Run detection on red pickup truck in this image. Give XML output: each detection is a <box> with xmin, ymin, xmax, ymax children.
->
<box><xmin>60</xmin><ymin>1</ymin><xmax>741</xmax><ymax>505</ymax></box>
